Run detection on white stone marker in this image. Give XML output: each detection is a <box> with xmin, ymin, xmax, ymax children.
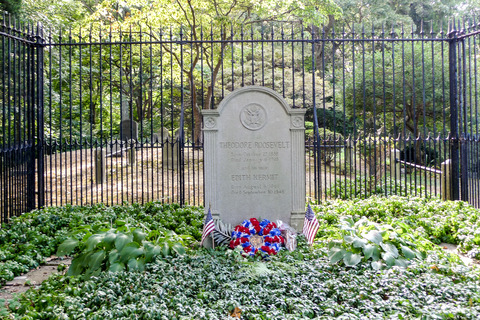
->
<box><xmin>202</xmin><ymin>86</ymin><xmax>306</xmax><ymax>231</ymax></box>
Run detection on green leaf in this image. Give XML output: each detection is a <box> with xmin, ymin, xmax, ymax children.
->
<box><xmin>109</xmin><ymin>262</ymin><xmax>125</xmax><ymax>272</ymax></box>
<box><xmin>394</xmin><ymin>258</ymin><xmax>408</xmax><ymax>268</ymax></box>
<box><xmin>363</xmin><ymin>230</ymin><xmax>382</xmax><ymax>245</ymax></box>
<box><xmin>115</xmin><ymin>233</ymin><xmax>133</xmax><ymax>252</ymax></box>
<box><xmin>109</xmin><ymin>249</ymin><xmax>119</xmax><ymax>264</ymax></box>
<box><xmin>56</xmin><ymin>238</ymin><xmax>79</xmax><ymax>256</ymax></box>
<box><xmin>343</xmin><ymin>252</ymin><xmax>362</xmax><ymax>267</ymax></box>
<box><xmin>371</xmin><ymin>246</ymin><xmax>380</xmax><ymax>261</ymax></box>
<box><xmin>85</xmin><ymin>234</ymin><xmax>105</xmax><ymax>251</ymax></box>
<box><xmin>382</xmin><ymin>251</ymin><xmax>396</xmax><ymax>267</ymax></box>
<box><xmin>144</xmin><ymin>244</ymin><xmax>161</xmax><ymax>262</ymax></box>
<box><xmin>371</xmin><ymin>261</ymin><xmax>382</xmax><ymax>270</ymax></box>
<box><xmin>103</xmin><ymin>232</ymin><xmax>117</xmax><ymax>245</ymax></box>
<box><xmin>363</xmin><ymin>244</ymin><xmax>375</xmax><ymax>260</ymax></box>
<box><xmin>328</xmin><ymin>240</ymin><xmax>342</xmax><ymax>249</ymax></box>
<box><xmin>132</xmin><ymin>228</ymin><xmax>147</xmax><ymax>243</ymax></box>
<box><xmin>68</xmin><ymin>253</ymin><xmax>87</xmax><ymax>276</ymax></box>
<box><xmin>119</xmin><ymin>244</ymin><xmax>144</xmax><ymax>263</ymax></box>
<box><xmin>160</xmin><ymin>242</ymin><xmax>171</xmax><ymax>257</ymax></box>
<box><xmin>353</xmin><ymin>237</ymin><xmax>367</xmax><ymax>248</ymax></box>
<box><xmin>380</xmin><ymin>242</ymin><xmax>399</xmax><ymax>258</ymax></box>
<box><xmin>127</xmin><ymin>258</ymin><xmax>145</xmax><ymax>272</ymax></box>
<box><xmin>401</xmin><ymin>246</ymin><xmax>416</xmax><ymax>260</ymax></box>
<box><xmin>343</xmin><ymin>235</ymin><xmax>354</xmax><ymax>244</ymax></box>
<box><xmin>115</xmin><ymin>220</ymin><xmax>126</xmax><ymax>226</ymax></box>
<box><xmin>328</xmin><ymin>248</ymin><xmax>346</xmax><ymax>264</ymax></box>
<box><xmin>171</xmin><ymin>243</ymin><xmax>185</xmax><ymax>256</ymax></box>
<box><xmin>88</xmin><ymin>250</ymin><xmax>106</xmax><ymax>272</ymax></box>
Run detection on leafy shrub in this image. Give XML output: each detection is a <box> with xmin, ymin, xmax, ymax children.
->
<box><xmin>314</xmin><ymin>196</ymin><xmax>480</xmax><ymax>259</ymax></box>
<box><xmin>328</xmin><ymin>216</ymin><xmax>426</xmax><ymax>269</ymax></box>
<box><xmin>57</xmin><ymin>221</ymin><xmax>188</xmax><ymax>278</ymax></box>
<box><xmin>326</xmin><ymin>176</ymin><xmax>429</xmax><ymax>200</ymax></box>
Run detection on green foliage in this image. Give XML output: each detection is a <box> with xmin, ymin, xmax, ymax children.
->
<box><xmin>328</xmin><ymin>216</ymin><xmax>426</xmax><ymax>269</ymax></box>
<box><xmin>0</xmin><ymin>202</ymin><xmax>203</xmax><ymax>285</ymax></box>
<box><xmin>326</xmin><ymin>176</ymin><xmax>429</xmax><ymax>200</ymax></box>
<box><xmin>341</xmin><ymin>41</ymin><xmax>449</xmax><ymax>137</ymax></box>
<box><xmin>0</xmin><ymin>0</ymin><xmax>22</xmax><ymax>16</ymax></box>
<box><xmin>57</xmin><ymin>222</ymin><xmax>188</xmax><ymax>278</ymax></box>
<box><xmin>6</xmin><ymin>246</ymin><xmax>480</xmax><ymax>319</ymax></box>
<box><xmin>314</xmin><ymin>196</ymin><xmax>480</xmax><ymax>259</ymax></box>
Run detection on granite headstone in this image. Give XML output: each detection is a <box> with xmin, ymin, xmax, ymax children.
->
<box><xmin>202</xmin><ymin>86</ymin><xmax>306</xmax><ymax>231</ymax></box>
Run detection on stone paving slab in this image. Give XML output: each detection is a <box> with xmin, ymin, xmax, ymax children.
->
<box><xmin>0</xmin><ymin>257</ymin><xmax>71</xmax><ymax>301</ymax></box>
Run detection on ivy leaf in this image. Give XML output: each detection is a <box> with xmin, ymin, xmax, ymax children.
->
<box><xmin>56</xmin><ymin>238</ymin><xmax>79</xmax><ymax>256</ymax></box>
<box><xmin>364</xmin><ymin>230</ymin><xmax>382</xmax><ymax>245</ymax></box>
<box><xmin>343</xmin><ymin>252</ymin><xmax>362</xmax><ymax>267</ymax></box>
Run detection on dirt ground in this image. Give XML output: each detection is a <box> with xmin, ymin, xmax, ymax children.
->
<box><xmin>39</xmin><ymin>145</ymin><xmax>443</xmax><ymax>209</ymax></box>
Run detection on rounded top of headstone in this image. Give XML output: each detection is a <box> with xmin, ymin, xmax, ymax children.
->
<box><xmin>215</xmin><ymin>86</ymin><xmax>295</xmax><ymax>115</ymax></box>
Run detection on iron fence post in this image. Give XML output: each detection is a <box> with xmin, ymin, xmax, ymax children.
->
<box><xmin>448</xmin><ymin>23</ymin><xmax>460</xmax><ymax>201</ymax></box>
<box><xmin>36</xmin><ymin>23</ymin><xmax>45</xmax><ymax>209</ymax></box>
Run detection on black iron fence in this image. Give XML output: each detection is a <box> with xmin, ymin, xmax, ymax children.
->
<box><xmin>1</xmin><ymin>15</ymin><xmax>480</xmax><ymax>222</ymax></box>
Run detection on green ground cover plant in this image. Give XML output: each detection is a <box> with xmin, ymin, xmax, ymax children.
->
<box><xmin>313</xmin><ymin>196</ymin><xmax>480</xmax><ymax>259</ymax></box>
<box><xmin>1</xmin><ymin>197</ymin><xmax>480</xmax><ymax>319</ymax></box>
<box><xmin>0</xmin><ymin>203</ymin><xmax>203</xmax><ymax>285</ymax></box>
<box><xmin>4</xmin><ymin>244</ymin><xmax>480</xmax><ymax>319</ymax></box>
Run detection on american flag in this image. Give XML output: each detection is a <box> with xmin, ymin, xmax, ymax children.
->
<box><xmin>200</xmin><ymin>208</ymin><xmax>215</xmax><ymax>246</ymax></box>
<box><xmin>303</xmin><ymin>204</ymin><xmax>319</xmax><ymax>245</ymax></box>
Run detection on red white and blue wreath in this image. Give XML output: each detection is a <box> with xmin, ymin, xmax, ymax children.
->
<box><xmin>229</xmin><ymin>218</ymin><xmax>284</xmax><ymax>256</ymax></box>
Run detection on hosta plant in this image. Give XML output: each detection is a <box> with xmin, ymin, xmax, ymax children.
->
<box><xmin>57</xmin><ymin>221</ymin><xmax>189</xmax><ymax>278</ymax></box>
<box><xmin>328</xmin><ymin>216</ymin><xmax>426</xmax><ymax>269</ymax></box>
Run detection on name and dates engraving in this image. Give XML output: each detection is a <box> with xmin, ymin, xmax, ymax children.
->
<box><xmin>221</xmin><ymin>140</ymin><xmax>289</xmax><ymax>196</ymax></box>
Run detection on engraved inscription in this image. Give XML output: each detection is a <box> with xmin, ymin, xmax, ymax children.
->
<box><xmin>225</xmin><ymin>141</ymin><xmax>288</xmax><ymax>196</ymax></box>
<box><xmin>240</xmin><ymin>103</ymin><xmax>267</xmax><ymax>131</ymax></box>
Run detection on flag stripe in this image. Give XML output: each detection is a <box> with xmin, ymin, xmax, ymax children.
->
<box><xmin>303</xmin><ymin>204</ymin><xmax>319</xmax><ymax>245</ymax></box>
<box><xmin>200</xmin><ymin>208</ymin><xmax>215</xmax><ymax>246</ymax></box>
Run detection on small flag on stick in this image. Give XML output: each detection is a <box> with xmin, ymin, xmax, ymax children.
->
<box><xmin>303</xmin><ymin>204</ymin><xmax>319</xmax><ymax>245</ymax></box>
<box><xmin>200</xmin><ymin>207</ymin><xmax>215</xmax><ymax>246</ymax></box>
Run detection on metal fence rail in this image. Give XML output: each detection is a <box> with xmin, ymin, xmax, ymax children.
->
<box><xmin>1</xmin><ymin>15</ymin><xmax>480</xmax><ymax>222</ymax></box>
